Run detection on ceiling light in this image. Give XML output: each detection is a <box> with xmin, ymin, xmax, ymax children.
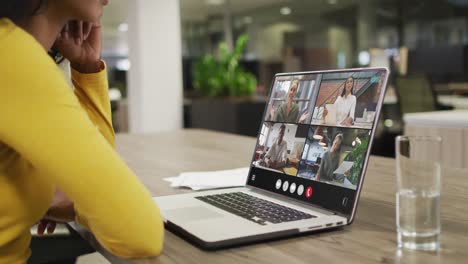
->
<box><xmin>328</xmin><ymin>0</ymin><xmax>338</xmax><ymax>4</ymax></box>
<box><xmin>280</xmin><ymin>7</ymin><xmax>292</xmax><ymax>16</ymax></box>
<box><xmin>313</xmin><ymin>127</ymin><xmax>323</xmax><ymax>140</ymax></box>
<box><xmin>118</xmin><ymin>23</ymin><xmax>128</xmax><ymax>32</ymax></box>
<box><xmin>205</xmin><ymin>0</ymin><xmax>225</xmax><ymax>5</ymax></box>
<box><xmin>313</xmin><ymin>135</ymin><xmax>323</xmax><ymax>140</ymax></box>
<box><xmin>318</xmin><ymin>138</ymin><xmax>327</xmax><ymax>146</ymax></box>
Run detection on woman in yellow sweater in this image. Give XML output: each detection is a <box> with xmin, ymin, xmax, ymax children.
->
<box><xmin>0</xmin><ymin>0</ymin><xmax>164</xmax><ymax>263</ymax></box>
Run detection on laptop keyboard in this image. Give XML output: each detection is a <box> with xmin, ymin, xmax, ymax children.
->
<box><xmin>195</xmin><ymin>192</ymin><xmax>316</xmax><ymax>226</ymax></box>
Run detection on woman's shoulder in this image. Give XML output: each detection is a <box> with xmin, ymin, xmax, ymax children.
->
<box><xmin>1</xmin><ymin>18</ymin><xmax>28</xmax><ymax>48</ymax></box>
<box><xmin>0</xmin><ymin>18</ymin><xmax>55</xmax><ymax>70</ymax></box>
<box><xmin>0</xmin><ymin>18</ymin><xmax>14</xmax><ymax>33</ymax></box>
<box><xmin>0</xmin><ymin>19</ymin><xmax>63</xmax><ymax>88</ymax></box>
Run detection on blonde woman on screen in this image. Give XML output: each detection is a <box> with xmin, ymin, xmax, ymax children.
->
<box><xmin>271</xmin><ymin>80</ymin><xmax>310</xmax><ymax>123</ymax></box>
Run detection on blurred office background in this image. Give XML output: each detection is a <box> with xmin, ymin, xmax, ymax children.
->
<box><xmin>100</xmin><ymin>0</ymin><xmax>468</xmax><ymax>157</ymax></box>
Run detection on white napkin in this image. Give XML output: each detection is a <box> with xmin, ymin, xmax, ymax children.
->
<box><xmin>164</xmin><ymin>167</ymin><xmax>250</xmax><ymax>191</ymax></box>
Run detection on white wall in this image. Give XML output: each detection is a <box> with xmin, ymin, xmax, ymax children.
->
<box><xmin>128</xmin><ymin>0</ymin><xmax>183</xmax><ymax>133</ymax></box>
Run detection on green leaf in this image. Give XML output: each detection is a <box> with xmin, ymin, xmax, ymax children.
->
<box><xmin>192</xmin><ymin>34</ymin><xmax>257</xmax><ymax>97</ymax></box>
<box><xmin>344</xmin><ymin>135</ymin><xmax>370</xmax><ymax>186</ymax></box>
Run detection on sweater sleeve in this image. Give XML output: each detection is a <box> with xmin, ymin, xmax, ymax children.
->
<box><xmin>71</xmin><ymin>62</ymin><xmax>115</xmax><ymax>147</ymax></box>
<box><xmin>0</xmin><ymin>29</ymin><xmax>163</xmax><ymax>258</ymax></box>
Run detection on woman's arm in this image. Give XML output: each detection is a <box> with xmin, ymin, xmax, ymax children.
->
<box><xmin>340</xmin><ymin>96</ymin><xmax>356</xmax><ymax>126</ymax></box>
<box><xmin>0</xmin><ymin>43</ymin><xmax>163</xmax><ymax>258</ymax></box>
<box><xmin>54</xmin><ymin>21</ymin><xmax>115</xmax><ymax>146</ymax></box>
<box><xmin>71</xmin><ymin>63</ymin><xmax>115</xmax><ymax>146</ymax></box>
<box><xmin>349</xmin><ymin>96</ymin><xmax>356</xmax><ymax>120</ymax></box>
<box><xmin>323</xmin><ymin>97</ymin><xmax>340</xmax><ymax>122</ymax></box>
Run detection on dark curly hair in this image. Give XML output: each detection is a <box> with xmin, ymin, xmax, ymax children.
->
<box><xmin>0</xmin><ymin>0</ymin><xmax>47</xmax><ymax>23</ymax></box>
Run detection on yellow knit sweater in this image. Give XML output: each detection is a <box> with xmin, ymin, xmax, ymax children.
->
<box><xmin>0</xmin><ymin>18</ymin><xmax>163</xmax><ymax>263</ymax></box>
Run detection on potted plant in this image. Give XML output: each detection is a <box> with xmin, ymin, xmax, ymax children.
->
<box><xmin>193</xmin><ymin>35</ymin><xmax>256</xmax><ymax>97</ymax></box>
<box><xmin>189</xmin><ymin>35</ymin><xmax>265</xmax><ymax>136</ymax></box>
<box><xmin>344</xmin><ymin>134</ymin><xmax>370</xmax><ymax>186</ymax></box>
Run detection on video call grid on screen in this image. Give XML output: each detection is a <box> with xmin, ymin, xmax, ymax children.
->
<box><xmin>250</xmin><ymin>69</ymin><xmax>387</xmax><ymax>195</ymax></box>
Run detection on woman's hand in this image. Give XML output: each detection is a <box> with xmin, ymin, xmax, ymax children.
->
<box><xmin>298</xmin><ymin>112</ymin><xmax>310</xmax><ymax>123</ymax></box>
<box><xmin>37</xmin><ymin>189</ymin><xmax>75</xmax><ymax>236</ymax></box>
<box><xmin>46</xmin><ymin>188</ymin><xmax>75</xmax><ymax>222</ymax></box>
<box><xmin>269</xmin><ymin>105</ymin><xmax>275</xmax><ymax>120</ymax></box>
<box><xmin>54</xmin><ymin>20</ymin><xmax>102</xmax><ymax>73</ymax></box>
<box><xmin>322</xmin><ymin>108</ymin><xmax>328</xmax><ymax>119</ymax></box>
<box><xmin>341</xmin><ymin>116</ymin><xmax>354</xmax><ymax>126</ymax></box>
<box><xmin>37</xmin><ymin>219</ymin><xmax>56</xmax><ymax>236</ymax></box>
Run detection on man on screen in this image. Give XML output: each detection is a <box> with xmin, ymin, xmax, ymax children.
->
<box><xmin>264</xmin><ymin>124</ymin><xmax>288</xmax><ymax>170</ymax></box>
<box><xmin>316</xmin><ymin>133</ymin><xmax>344</xmax><ymax>182</ymax></box>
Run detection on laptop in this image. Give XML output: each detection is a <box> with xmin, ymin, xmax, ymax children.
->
<box><xmin>154</xmin><ymin>68</ymin><xmax>389</xmax><ymax>250</ymax></box>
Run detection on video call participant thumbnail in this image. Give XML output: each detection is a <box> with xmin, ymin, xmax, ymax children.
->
<box><xmin>264</xmin><ymin>124</ymin><xmax>288</xmax><ymax>170</ymax></box>
<box><xmin>253</xmin><ymin>123</ymin><xmax>307</xmax><ymax>176</ymax></box>
<box><xmin>270</xmin><ymin>80</ymin><xmax>309</xmax><ymax>123</ymax></box>
<box><xmin>312</xmin><ymin>71</ymin><xmax>385</xmax><ymax>129</ymax></box>
<box><xmin>315</xmin><ymin>133</ymin><xmax>344</xmax><ymax>182</ymax></box>
<box><xmin>297</xmin><ymin>126</ymin><xmax>370</xmax><ymax>190</ymax></box>
<box><xmin>322</xmin><ymin>76</ymin><xmax>356</xmax><ymax>126</ymax></box>
<box><xmin>267</xmin><ymin>77</ymin><xmax>318</xmax><ymax>124</ymax></box>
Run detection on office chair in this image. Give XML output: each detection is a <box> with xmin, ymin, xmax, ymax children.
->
<box><xmin>395</xmin><ymin>75</ymin><xmax>453</xmax><ymax>115</ymax></box>
<box><xmin>28</xmin><ymin>224</ymin><xmax>95</xmax><ymax>264</ymax></box>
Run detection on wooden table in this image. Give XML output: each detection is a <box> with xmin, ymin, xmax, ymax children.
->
<box><xmin>78</xmin><ymin>129</ymin><xmax>468</xmax><ymax>264</ymax></box>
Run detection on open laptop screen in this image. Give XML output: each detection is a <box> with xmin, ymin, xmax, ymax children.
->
<box><xmin>247</xmin><ymin>68</ymin><xmax>389</xmax><ymax>216</ymax></box>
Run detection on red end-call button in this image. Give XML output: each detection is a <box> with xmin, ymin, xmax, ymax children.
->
<box><xmin>305</xmin><ymin>186</ymin><xmax>313</xmax><ymax>198</ymax></box>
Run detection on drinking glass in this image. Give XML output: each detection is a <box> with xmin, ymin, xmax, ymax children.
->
<box><xmin>395</xmin><ymin>136</ymin><xmax>442</xmax><ymax>251</ymax></box>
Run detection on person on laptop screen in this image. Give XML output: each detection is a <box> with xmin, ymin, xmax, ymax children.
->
<box><xmin>264</xmin><ymin>124</ymin><xmax>288</xmax><ymax>170</ymax></box>
<box><xmin>315</xmin><ymin>133</ymin><xmax>344</xmax><ymax>182</ymax></box>
<box><xmin>323</xmin><ymin>76</ymin><xmax>356</xmax><ymax>126</ymax></box>
<box><xmin>271</xmin><ymin>80</ymin><xmax>309</xmax><ymax>123</ymax></box>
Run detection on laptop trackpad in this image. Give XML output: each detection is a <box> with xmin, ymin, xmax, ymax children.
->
<box><xmin>165</xmin><ymin>206</ymin><xmax>224</xmax><ymax>222</ymax></box>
